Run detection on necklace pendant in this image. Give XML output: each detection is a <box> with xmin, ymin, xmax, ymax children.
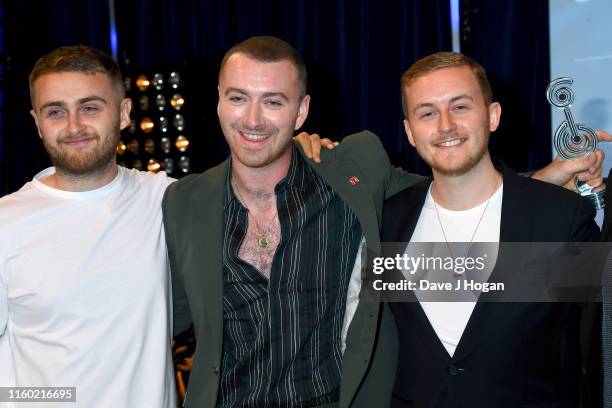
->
<box><xmin>258</xmin><ymin>235</ymin><xmax>271</xmax><ymax>248</ymax></box>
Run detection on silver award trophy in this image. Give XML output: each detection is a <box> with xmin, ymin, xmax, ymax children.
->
<box><xmin>546</xmin><ymin>77</ymin><xmax>605</xmax><ymax>209</ymax></box>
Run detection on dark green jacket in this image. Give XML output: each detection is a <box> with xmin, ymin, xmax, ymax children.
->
<box><xmin>162</xmin><ymin>130</ymin><xmax>423</xmax><ymax>407</ymax></box>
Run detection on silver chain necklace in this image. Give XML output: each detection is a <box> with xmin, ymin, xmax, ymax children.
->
<box><xmin>432</xmin><ymin>179</ymin><xmax>500</xmax><ymax>263</ymax></box>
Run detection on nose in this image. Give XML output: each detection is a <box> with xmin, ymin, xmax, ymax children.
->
<box><xmin>439</xmin><ymin>111</ymin><xmax>457</xmax><ymax>135</ymax></box>
<box><xmin>244</xmin><ymin>102</ymin><xmax>265</xmax><ymax>132</ymax></box>
<box><xmin>66</xmin><ymin>111</ymin><xmax>86</xmax><ymax>135</ymax></box>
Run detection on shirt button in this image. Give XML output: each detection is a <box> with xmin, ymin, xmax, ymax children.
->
<box><xmin>212</xmin><ymin>366</ymin><xmax>220</xmax><ymax>375</ymax></box>
<box><xmin>447</xmin><ymin>365</ymin><xmax>459</xmax><ymax>376</ymax></box>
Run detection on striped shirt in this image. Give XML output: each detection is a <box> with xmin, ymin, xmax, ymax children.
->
<box><xmin>219</xmin><ymin>148</ymin><xmax>362</xmax><ymax>407</ymax></box>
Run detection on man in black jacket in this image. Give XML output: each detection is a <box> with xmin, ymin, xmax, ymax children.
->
<box><xmin>382</xmin><ymin>51</ymin><xmax>601</xmax><ymax>407</ymax></box>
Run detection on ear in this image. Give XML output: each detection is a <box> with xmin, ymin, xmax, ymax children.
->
<box><xmin>403</xmin><ymin>118</ymin><xmax>416</xmax><ymax>147</ymax></box>
<box><xmin>119</xmin><ymin>98</ymin><xmax>132</xmax><ymax>130</ymax></box>
<box><xmin>294</xmin><ymin>94</ymin><xmax>311</xmax><ymax>130</ymax></box>
<box><xmin>30</xmin><ymin>109</ymin><xmax>43</xmax><ymax>140</ymax></box>
<box><xmin>488</xmin><ymin>102</ymin><xmax>501</xmax><ymax>132</ymax></box>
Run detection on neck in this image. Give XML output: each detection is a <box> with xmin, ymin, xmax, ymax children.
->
<box><xmin>231</xmin><ymin>148</ymin><xmax>292</xmax><ymax>197</ymax></box>
<box><xmin>42</xmin><ymin>162</ymin><xmax>119</xmax><ymax>192</ymax></box>
<box><xmin>431</xmin><ymin>153</ymin><xmax>501</xmax><ymax>211</ymax></box>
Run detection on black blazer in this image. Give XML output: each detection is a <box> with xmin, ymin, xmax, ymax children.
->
<box><xmin>382</xmin><ymin>163</ymin><xmax>601</xmax><ymax>408</ymax></box>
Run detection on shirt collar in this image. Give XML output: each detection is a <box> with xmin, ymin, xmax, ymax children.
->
<box><xmin>224</xmin><ymin>145</ymin><xmax>310</xmax><ymax>210</ymax></box>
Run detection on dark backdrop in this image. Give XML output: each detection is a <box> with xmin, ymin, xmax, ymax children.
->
<box><xmin>2</xmin><ymin>0</ymin><xmax>551</xmax><ymax>195</ymax></box>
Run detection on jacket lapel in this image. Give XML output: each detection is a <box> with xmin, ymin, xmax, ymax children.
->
<box><xmin>452</xmin><ymin>162</ymin><xmax>533</xmax><ymax>361</ymax></box>
<box><xmin>192</xmin><ymin>161</ymin><xmax>228</xmax><ymax>368</ymax></box>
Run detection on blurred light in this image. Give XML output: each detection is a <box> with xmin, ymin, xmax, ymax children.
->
<box><xmin>163</xmin><ymin>157</ymin><xmax>175</xmax><ymax>174</ymax></box>
<box><xmin>116</xmin><ymin>140</ymin><xmax>127</xmax><ymax>155</ymax></box>
<box><xmin>136</xmin><ymin>75</ymin><xmax>150</xmax><ymax>91</ymax></box>
<box><xmin>175</xmin><ymin>135</ymin><xmax>189</xmax><ymax>152</ymax></box>
<box><xmin>144</xmin><ymin>138</ymin><xmax>155</xmax><ymax>154</ymax></box>
<box><xmin>178</xmin><ymin>156</ymin><xmax>190</xmax><ymax>173</ymax></box>
<box><xmin>156</xmin><ymin>94</ymin><xmax>166</xmax><ymax>111</ymax></box>
<box><xmin>140</xmin><ymin>117</ymin><xmax>154</xmax><ymax>133</ymax></box>
<box><xmin>147</xmin><ymin>158</ymin><xmax>161</xmax><ymax>173</ymax></box>
<box><xmin>139</xmin><ymin>95</ymin><xmax>150</xmax><ymax>111</ymax></box>
<box><xmin>160</xmin><ymin>136</ymin><xmax>171</xmax><ymax>153</ymax></box>
<box><xmin>173</xmin><ymin>114</ymin><xmax>185</xmax><ymax>131</ymax></box>
<box><xmin>169</xmin><ymin>72</ymin><xmax>180</xmax><ymax>89</ymax></box>
<box><xmin>159</xmin><ymin>116</ymin><xmax>169</xmax><ymax>133</ymax></box>
<box><xmin>170</xmin><ymin>94</ymin><xmax>184</xmax><ymax>110</ymax></box>
<box><xmin>152</xmin><ymin>73</ymin><xmax>164</xmax><ymax>91</ymax></box>
<box><xmin>127</xmin><ymin>139</ymin><xmax>139</xmax><ymax>154</ymax></box>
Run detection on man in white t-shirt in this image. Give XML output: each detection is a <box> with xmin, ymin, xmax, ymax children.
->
<box><xmin>382</xmin><ymin>52</ymin><xmax>602</xmax><ymax>407</ymax></box>
<box><xmin>0</xmin><ymin>46</ymin><xmax>175</xmax><ymax>408</ymax></box>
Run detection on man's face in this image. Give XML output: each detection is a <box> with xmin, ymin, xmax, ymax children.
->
<box><xmin>217</xmin><ymin>53</ymin><xmax>310</xmax><ymax>170</ymax></box>
<box><xmin>403</xmin><ymin>66</ymin><xmax>500</xmax><ymax>177</ymax></box>
<box><xmin>30</xmin><ymin>72</ymin><xmax>131</xmax><ymax>177</ymax></box>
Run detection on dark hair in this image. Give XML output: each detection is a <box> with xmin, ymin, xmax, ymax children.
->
<box><xmin>29</xmin><ymin>45</ymin><xmax>124</xmax><ymax>103</ymax></box>
<box><xmin>219</xmin><ymin>36</ymin><xmax>307</xmax><ymax>96</ymax></box>
<box><xmin>401</xmin><ymin>51</ymin><xmax>493</xmax><ymax>117</ymax></box>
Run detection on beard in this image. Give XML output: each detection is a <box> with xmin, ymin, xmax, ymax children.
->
<box><xmin>43</xmin><ymin>130</ymin><xmax>119</xmax><ymax>177</ymax></box>
<box><xmin>420</xmin><ymin>126</ymin><xmax>491</xmax><ymax>177</ymax></box>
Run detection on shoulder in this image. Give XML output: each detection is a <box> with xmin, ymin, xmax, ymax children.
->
<box><xmin>164</xmin><ymin>160</ymin><xmax>227</xmax><ymax>198</ymax></box>
<box><xmin>335</xmin><ymin>130</ymin><xmax>385</xmax><ymax>156</ymax></box>
<box><xmin>509</xmin><ymin>168</ymin><xmax>592</xmax><ymax>212</ymax></box>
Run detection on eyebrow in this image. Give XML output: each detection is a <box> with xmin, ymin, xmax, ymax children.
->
<box><xmin>412</xmin><ymin>94</ymin><xmax>474</xmax><ymax>112</ymax></box>
<box><xmin>39</xmin><ymin>96</ymin><xmax>108</xmax><ymax>112</ymax></box>
<box><xmin>224</xmin><ymin>87</ymin><xmax>289</xmax><ymax>102</ymax></box>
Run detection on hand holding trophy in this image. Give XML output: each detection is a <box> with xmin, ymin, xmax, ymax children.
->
<box><xmin>546</xmin><ymin>77</ymin><xmax>605</xmax><ymax>209</ymax></box>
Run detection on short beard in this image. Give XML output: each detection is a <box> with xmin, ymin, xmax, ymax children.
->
<box><xmin>43</xmin><ymin>131</ymin><xmax>119</xmax><ymax>178</ymax></box>
<box><xmin>424</xmin><ymin>131</ymin><xmax>490</xmax><ymax>177</ymax></box>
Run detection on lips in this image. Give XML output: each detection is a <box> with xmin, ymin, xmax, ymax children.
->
<box><xmin>435</xmin><ymin>137</ymin><xmax>466</xmax><ymax>147</ymax></box>
<box><xmin>60</xmin><ymin>136</ymin><xmax>97</xmax><ymax>147</ymax></box>
<box><xmin>238</xmin><ymin>129</ymin><xmax>271</xmax><ymax>144</ymax></box>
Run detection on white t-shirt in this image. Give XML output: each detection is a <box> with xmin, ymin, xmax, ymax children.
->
<box><xmin>410</xmin><ymin>184</ymin><xmax>503</xmax><ymax>357</ymax></box>
<box><xmin>0</xmin><ymin>167</ymin><xmax>176</xmax><ymax>408</ymax></box>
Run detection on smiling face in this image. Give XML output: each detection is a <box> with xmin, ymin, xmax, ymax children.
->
<box><xmin>402</xmin><ymin>65</ymin><xmax>500</xmax><ymax>177</ymax></box>
<box><xmin>217</xmin><ymin>53</ymin><xmax>310</xmax><ymax>172</ymax></box>
<box><xmin>30</xmin><ymin>72</ymin><xmax>131</xmax><ymax>177</ymax></box>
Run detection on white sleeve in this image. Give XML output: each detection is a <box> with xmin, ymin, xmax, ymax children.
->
<box><xmin>341</xmin><ymin>237</ymin><xmax>365</xmax><ymax>354</ymax></box>
<box><xmin>0</xmin><ymin>265</ymin><xmax>7</xmax><ymax>336</ymax></box>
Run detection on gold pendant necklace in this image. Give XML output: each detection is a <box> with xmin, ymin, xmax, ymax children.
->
<box><xmin>231</xmin><ymin>178</ymin><xmax>278</xmax><ymax>249</ymax></box>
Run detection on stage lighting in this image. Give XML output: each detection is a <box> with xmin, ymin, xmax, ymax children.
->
<box><xmin>116</xmin><ymin>141</ymin><xmax>127</xmax><ymax>155</ymax></box>
<box><xmin>169</xmin><ymin>72</ymin><xmax>180</xmax><ymax>89</ymax></box>
<box><xmin>159</xmin><ymin>116</ymin><xmax>169</xmax><ymax>133</ymax></box>
<box><xmin>120</xmin><ymin>68</ymin><xmax>191</xmax><ymax>177</ymax></box>
<box><xmin>170</xmin><ymin>94</ymin><xmax>184</xmax><ymax>110</ymax></box>
<box><xmin>139</xmin><ymin>95</ymin><xmax>150</xmax><ymax>111</ymax></box>
<box><xmin>144</xmin><ymin>138</ymin><xmax>155</xmax><ymax>154</ymax></box>
<box><xmin>136</xmin><ymin>75</ymin><xmax>150</xmax><ymax>91</ymax></box>
<box><xmin>178</xmin><ymin>156</ymin><xmax>190</xmax><ymax>173</ymax></box>
<box><xmin>147</xmin><ymin>158</ymin><xmax>161</xmax><ymax>173</ymax></box>
<box><xmin>160</xmin><ymin>136</ymin><xmax>171</xmax><ymax>154</ymax></box>
<box><xmin>140</xmin><ymin>117</ymin><xmax>154</xmax><ymax>133</ymax></box>
<box><xmin>173</xmin><ymin>114</ymin><xmax>185</xmax><ymax>131</ymax></box>
<box><xmin>152</xmin><ymin>73</ymin><xmax>164</xmax><ymax>91</ymax></box>
<box><xmin>156</xmin><ymin>94</ymin><xmax>166</xmax><ymax>111</ymax></box>
<box><xmin>175</xmin><ymin>135</ymin><xmax>189</xmax><ymax>152</ymax></box>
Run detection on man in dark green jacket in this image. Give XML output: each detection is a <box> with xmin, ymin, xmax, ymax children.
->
<box><xmin>163</xmin><ymin>35</ymin><xmax>605</xmax><ymax>407</ymax></box>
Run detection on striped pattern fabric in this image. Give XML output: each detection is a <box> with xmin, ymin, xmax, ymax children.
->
<box><xmin>218</xmin><ymin>149</ymin><xmax>362</xmax><ymax>407</ymax></box>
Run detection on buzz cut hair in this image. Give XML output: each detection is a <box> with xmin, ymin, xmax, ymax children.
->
<box><xmin>219</xmin><ymin>35</ymin><xmax>307</xmax><ymax>97</ymax></box>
